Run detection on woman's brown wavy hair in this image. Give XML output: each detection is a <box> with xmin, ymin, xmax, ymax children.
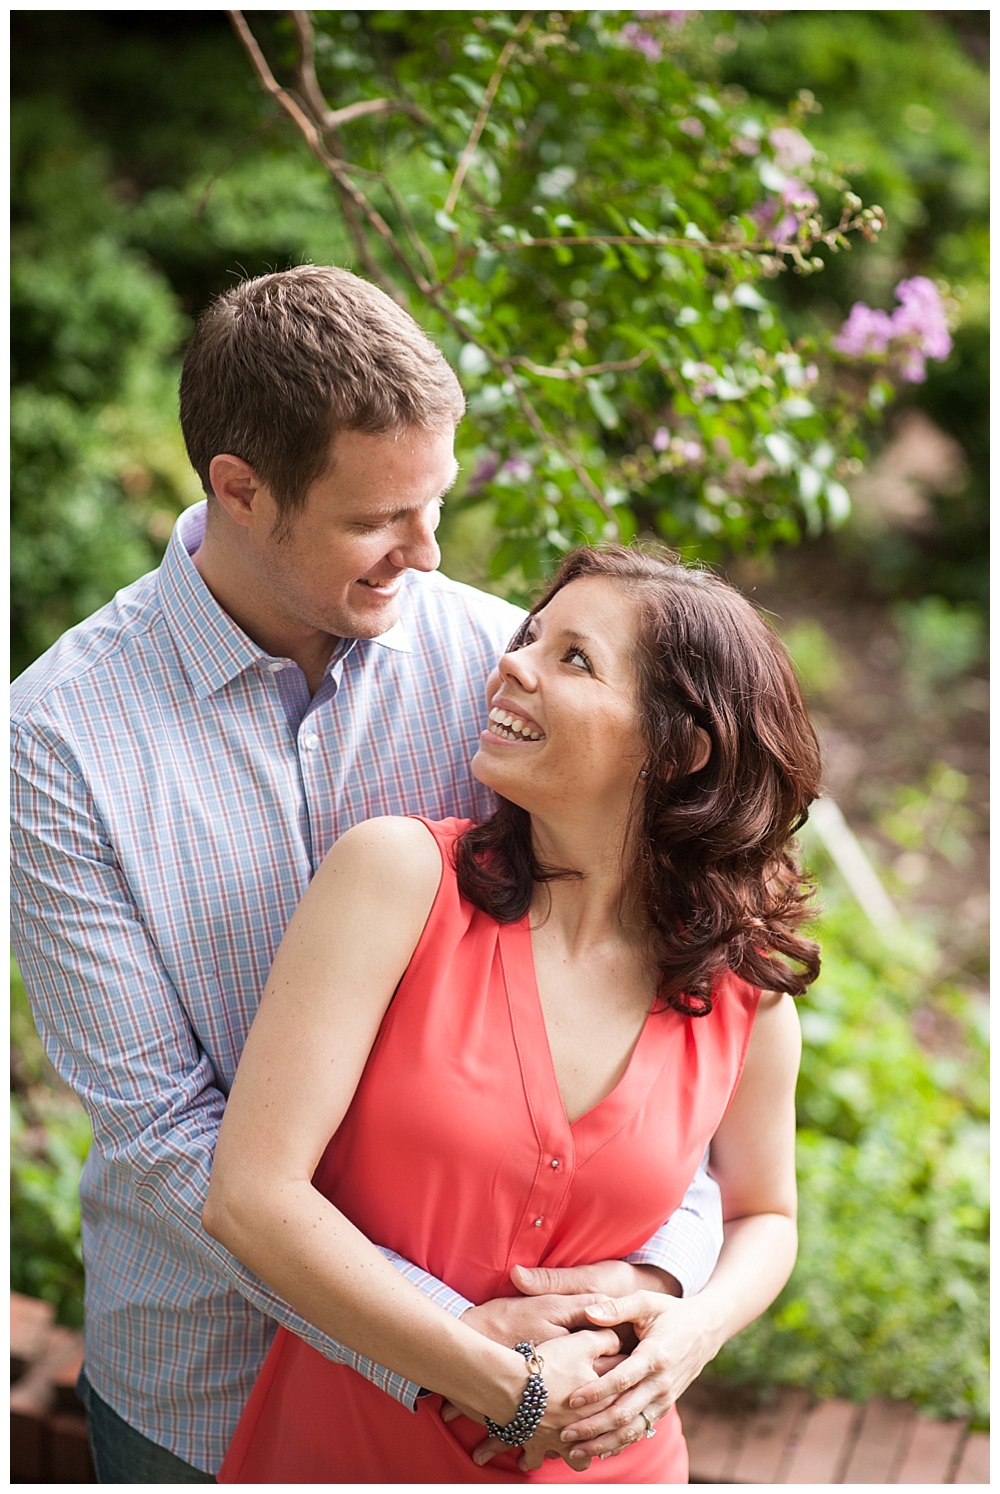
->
<box><xmin>455</xmin><ymin>544</ymin><xmax>822</xmax><ymax>1016</ymax></box>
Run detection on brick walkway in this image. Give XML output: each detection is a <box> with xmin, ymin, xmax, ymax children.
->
<box><xmin>11</xmin><ymin>1292</ymin><xmax>990</xmax><ymax>1484</ymax></box>
<box><xmin>678</xmin><ymin>1376</ymin><xmax>989</xmax><ymax>1484</ymax></box>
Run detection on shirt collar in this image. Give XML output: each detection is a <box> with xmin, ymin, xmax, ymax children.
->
<box><xmin>158</xmin><ymin>503</ymin><xmax>413</xmax><ymax>698</ymax></box>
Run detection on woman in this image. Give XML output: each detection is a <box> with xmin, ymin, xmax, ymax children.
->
<box><xmin>205</xmin><ymin>544</ymin><xmax>821</xmax><ymax>1483</ymax></box>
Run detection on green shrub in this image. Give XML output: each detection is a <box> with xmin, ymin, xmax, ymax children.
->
<box><xmin>11</xmin><ymin>961</ymin><xmax>91</xmax><ymax>1327</ymax></box>
<box><xmin>714</xmin><ymin>886</ymin><xmax>989</xmax><ymax>1425</ymax></box>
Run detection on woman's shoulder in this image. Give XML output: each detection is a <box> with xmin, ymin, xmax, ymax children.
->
<box><xmin>320</xmin><ymin>816</ymin><xmax>444</xmax><ymax>904</ymax></box>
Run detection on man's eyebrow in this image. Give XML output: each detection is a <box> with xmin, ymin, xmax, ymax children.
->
<box><xmin>345</xmin><ymin>465</ymin><xmax>460</xmax><ymax>520</ymax></box>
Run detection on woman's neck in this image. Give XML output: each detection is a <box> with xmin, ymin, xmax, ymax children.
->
<box><xmin>528</xmin><ymin>813</ymin><xmax>647</xmax><ymax>955</ymax></box>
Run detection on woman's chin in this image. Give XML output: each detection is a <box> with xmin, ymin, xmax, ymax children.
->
<box><xmin>471</xmin><ymin>751</ymin><xmax>533</xmax><ymax>811</ymax></box>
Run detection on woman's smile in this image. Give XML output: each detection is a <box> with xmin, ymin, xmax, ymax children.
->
<box><xmin>483</xmin><ymin>698</ymin><xmax>545</xmax><ymax>743</ymax></box>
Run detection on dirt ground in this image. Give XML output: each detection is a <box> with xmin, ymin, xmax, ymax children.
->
<box><xmin>730</xmin><ymin>539</ymin><xmax>989</xmax><ymax>993</ymax></box>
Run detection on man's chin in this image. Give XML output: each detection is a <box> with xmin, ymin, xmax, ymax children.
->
<box><xmin>333</xmin><ymin>591</ymin><xmax>402</xmax><ymax>640</ymax></box>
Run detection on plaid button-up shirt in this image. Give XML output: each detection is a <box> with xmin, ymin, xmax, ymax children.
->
<box><xmin>11</xmin><ymin>502</ymin><xmax>722</xmax><ymax>1473</ymax></box>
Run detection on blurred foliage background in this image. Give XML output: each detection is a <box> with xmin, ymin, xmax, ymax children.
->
<box><xmin>11</xmin><ymin>10</ymin><xmax>988</xmax><ymax>1425</ymax></box>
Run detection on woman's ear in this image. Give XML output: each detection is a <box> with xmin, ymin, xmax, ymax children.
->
<box><xmin>690</xmin><ymin>727</ymin><xmax>712</xmax><ymax>773</ymax></box>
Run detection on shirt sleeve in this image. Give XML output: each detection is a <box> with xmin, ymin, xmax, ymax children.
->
<box><xmin>624</xmin><ymin>1150</ymin><xmax>723</xmax><ymax>1296</ymax></box>
<box><xmin>10</xmin><ymin>720</ymin><xmax>470</xmax><ymax>1414</ymax></box>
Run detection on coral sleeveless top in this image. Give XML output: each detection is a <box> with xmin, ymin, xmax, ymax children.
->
<box><xmin>219</xmin><ymin>817</ymin><xmax>761</xmax><ymax>1484</ymax></box>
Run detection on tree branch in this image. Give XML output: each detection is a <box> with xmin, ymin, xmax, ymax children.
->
<box><xmin>512</xmin><ymin>350</ymin><xmax>651</xmax><ymax>380</ymax></box>
<box><xmin>194</xmin><ymin>109</ymin><xmax>282</xmax><ymax>219</ymax></box>
<box><xmin>229</xmin><ymin>10</ymin><xmax>428</xmax><ymax>302</ymax></box>
<box><xmin>289</xmin><ymin>11</ymin><xmax>424</xmax><ymax>135</ymax></box>
<box><xmin>507</xmin><ymin>378</ymin><xmax>619</xmax><ymax>525</ymax></box>
<box><xmin>443</xmin><ymin>11</ymin><xmax>533</xmax><ymax>217</ymax></box>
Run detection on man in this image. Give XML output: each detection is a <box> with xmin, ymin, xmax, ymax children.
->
<box><xmin>11</xmin><ymin>266</ymin><xmax>722</xmax><ymax>1481</ymax></box>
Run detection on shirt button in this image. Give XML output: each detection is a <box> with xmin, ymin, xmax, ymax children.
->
<box><xmin>533</xmin><ymin>1217</ymin><xmax>544</xmax><ymax>1227</ymax></box>
<box><xmin>267</xmin><ymin>661</ymin><xmax>287</xmax><ymax>673</ymax></box>
<box><xmin>302</xmin><ymin>733</ymin><xmax>320</xmax><ymax>751</ymax></box>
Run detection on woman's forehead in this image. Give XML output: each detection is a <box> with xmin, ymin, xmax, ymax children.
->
<box><xmin>535</xmin><ymin>576</ymin><xmax>639</xmax><ymax>652</ymax></box>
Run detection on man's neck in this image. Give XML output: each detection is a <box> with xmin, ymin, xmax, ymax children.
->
<box><xmin>192</xmin><ymin>524</ymin><xmax>338</xmax><ymax>696</ymax></box>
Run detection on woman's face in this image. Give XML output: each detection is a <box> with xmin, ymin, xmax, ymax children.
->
<box><xmin>473</xmin><ymin>576</ymin><xmax>646</xmax><ymax>820</ymax></box>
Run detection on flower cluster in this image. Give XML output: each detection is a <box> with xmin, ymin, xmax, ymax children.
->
<box><xmin>653</xmin><ymin>428</ymin><xmax>703</xmax><ymax>463</ymax></box>
<box><xmin>620</xmin><ymin>21</ymin><xmax>662</xmax><ymax>62</ymax></box>
<box><xmin>832</xmin><ymin>277</ymin><xmax>953</xmax><ymax>383</ymax></box>
<box><xmin>753</xmin><ymin>178</ymin><xmax>819</xmax><ymax>245</ymax></box>
<box><xmin>621</xmin><ymin>9</ymin><xmax>694</xmax><ymax>60</ymax></box>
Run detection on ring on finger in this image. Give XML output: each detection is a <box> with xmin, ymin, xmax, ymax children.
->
<box><xmin>640</xmin><ymin>1411</ymin><xmax>657</xmax><ymax>1440</ymax></box>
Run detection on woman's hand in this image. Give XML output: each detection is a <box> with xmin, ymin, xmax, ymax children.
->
<box><xmin>442</xmin><ymin>1327</ymin><xmax>625</xmax><ymax>1472</ymax></box>
<box><xmin>555</xmin><ymin>1291</ymin><xmax>724</xmax><ymax>1461</ymax></box>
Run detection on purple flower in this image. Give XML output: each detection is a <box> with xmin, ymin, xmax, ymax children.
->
<box><xmin>652</xmin><ymin>426</ymin><xmax>671</xmax><ymax>451</ymax></box>
<box><xmin>890</xmin><ymin>276</ymin><xmax>953</xmax><ymax>363</ymax></box>
<box><xmin>637</xmin><ymin>9</ymin><xmax>694</xmax><ymax>26</ymax></box>
<box><xmin>621</xmin><ymin>22</ymin><xmax>663</xmax><ymax>61</ymax></box>
<box><xmin>781</xmin><ymin>178</ymin><xmax>818</xmax><ymax>210</ymax></box>
<box><xmin>832</xmin><ymin>277</ymin><xmax>952</xmax><ymax>382</ymax></box>
<box><xmin>679</xmin><ymin>116</ymin><xmax>705</xmax><ymax>138</ymax></box>
<box><xmin>831</xmin><ymin>303</ymin><xmax>895</xmax><ymax>357</ymax></box>
<box><xmin>466</xmin><ymin>454</ymin><xmax>501</xmax><ymax>494</ymax></box>
<box><xmin>768</xmin><ymin>127</ymin><xmax>814</xmax><ymax>172</ymax></box>
<box><xmin>732</xmin><ymin>135</ymin><xmax>760</xmax><ymax>156</ymax></box>
<box><xmin>503</xmin><ymin>458</ymin><xmax>533</xmax><ymax>483</ymax></box>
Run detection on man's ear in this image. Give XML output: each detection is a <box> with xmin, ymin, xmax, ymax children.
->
<box><xmin>208</xmin><ymin>454</ymin><xmax>264</xmax><ymax>528</ymax></box>
<box><xmin>690</xmin><ymin>727</ymin><xmax>712</xmax><ymax>773</ymax></box>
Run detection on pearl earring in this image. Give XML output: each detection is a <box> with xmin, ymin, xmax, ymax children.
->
<box><xmin>639</xmin><ymin>768</ymin><xmax>649</xmax><ymax>779</ymax></box>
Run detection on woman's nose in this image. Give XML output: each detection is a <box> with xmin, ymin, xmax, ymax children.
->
<box><xmin>497</xmin><ymin>646</ymin><xmax>537</xmax><ymax>691</ymax></box>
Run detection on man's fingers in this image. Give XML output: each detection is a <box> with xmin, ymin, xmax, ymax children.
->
<box><xmin>471</xmin><ymin>1436</ymin><xmax>508</xmax><ymax>1468</ymax></box>
<box><xmin>584</xmin><ymin>1291</ymin><xmax>652</xmax><ymax>1328</ymax></box>
<box><xmin>440</xmin><ymin>1402</ymin><xmax>461</xmax><ymax>1424</ymax></box>
<box><xmin>511</xmin><ymin>1262</ymin><xmax>602</xmax><ymax>1296</ymax></box>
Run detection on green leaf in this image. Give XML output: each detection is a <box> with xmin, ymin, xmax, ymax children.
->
<box><xmin>585</xmin><ymin>379</ymin><xmax>619</xmax><ymax>430</ymax></box>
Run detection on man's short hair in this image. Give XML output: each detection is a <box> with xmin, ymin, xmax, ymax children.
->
<box><xmin>179</xmin><ymin>265</ymin><xmax>466</xmax><ymax>517</ymax></box>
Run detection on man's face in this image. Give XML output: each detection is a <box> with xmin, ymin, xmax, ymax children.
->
<box><xmin>248</xmin><ymin>425</ymin><xmax>458</xmax><ymax>642</ymax></box>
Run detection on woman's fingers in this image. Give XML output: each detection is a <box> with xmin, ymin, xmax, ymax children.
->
<box><xmin>575</xmin><ymin>1403</ymin><xmax>671</xmax><ymax>1460</ymax></box>
<box><xmin>567</xmin><ymin>1343</ymin><xmax>652</xmax><ymax>1409</ymax></box>
<box><xmin>562</xmin><ymin>1382</ymin><xmax>670</xmax><ymax>1450</ymax></box>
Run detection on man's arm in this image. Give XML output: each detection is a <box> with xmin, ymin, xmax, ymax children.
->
<box><xmin>10</xmin><ymin>720</ymin><xmax>467</xmax><ymax>1411</ymax></box>
<box><xmin>624</xmin><ymin>1149</ymin><xmax>723</xmax><ymax>1296</ymax></box>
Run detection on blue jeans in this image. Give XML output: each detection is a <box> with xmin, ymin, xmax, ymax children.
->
<box><xmin>77</xmin><ymin>1371</ymin><xmax>215</xmax><ymax>1483</ymax></box>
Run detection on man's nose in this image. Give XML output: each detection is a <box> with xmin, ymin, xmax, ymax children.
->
<box><xmin>388</xmin><ymin>505</ymin><xmax>441</xmax><ymax>574</ymax></box>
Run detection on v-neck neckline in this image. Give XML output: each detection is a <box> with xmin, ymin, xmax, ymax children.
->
<box><xmin>498</xmin><ymin>916</ymin><xmax>673</xmax><ymax>1160</ymax></box>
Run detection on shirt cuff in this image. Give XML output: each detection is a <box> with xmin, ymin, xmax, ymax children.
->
<box><xmin>377</xmin><ymin>1247</ymin><xmax>474</xmax><ymax>1408</ymax></box>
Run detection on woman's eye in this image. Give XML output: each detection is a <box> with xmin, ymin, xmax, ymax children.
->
<box><xmin>508</xmin><ymin>624</ymin><xmax>537</xmax><ymax>652</ymax></box>
<box><xmin>565</xmin><ymin>648</ymin><xmax>592</xmax><ymax>672</ymax></box>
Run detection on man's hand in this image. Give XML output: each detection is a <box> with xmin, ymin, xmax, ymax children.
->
<box><xmin>459</xmin><ymin>1289</ymin><xmax>612</xmax><ymax>1347</ymax></box>
<box><xmin>511</xmin><ymin>1259</ymin><xmax>681</xmax><ymax>1303</ymax></box>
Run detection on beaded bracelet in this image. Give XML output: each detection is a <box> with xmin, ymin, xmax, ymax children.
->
<box><xmin>484</xmin><ymin>1341</ymin><xmax>548</xmax><ymax>1448</ymax></box>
